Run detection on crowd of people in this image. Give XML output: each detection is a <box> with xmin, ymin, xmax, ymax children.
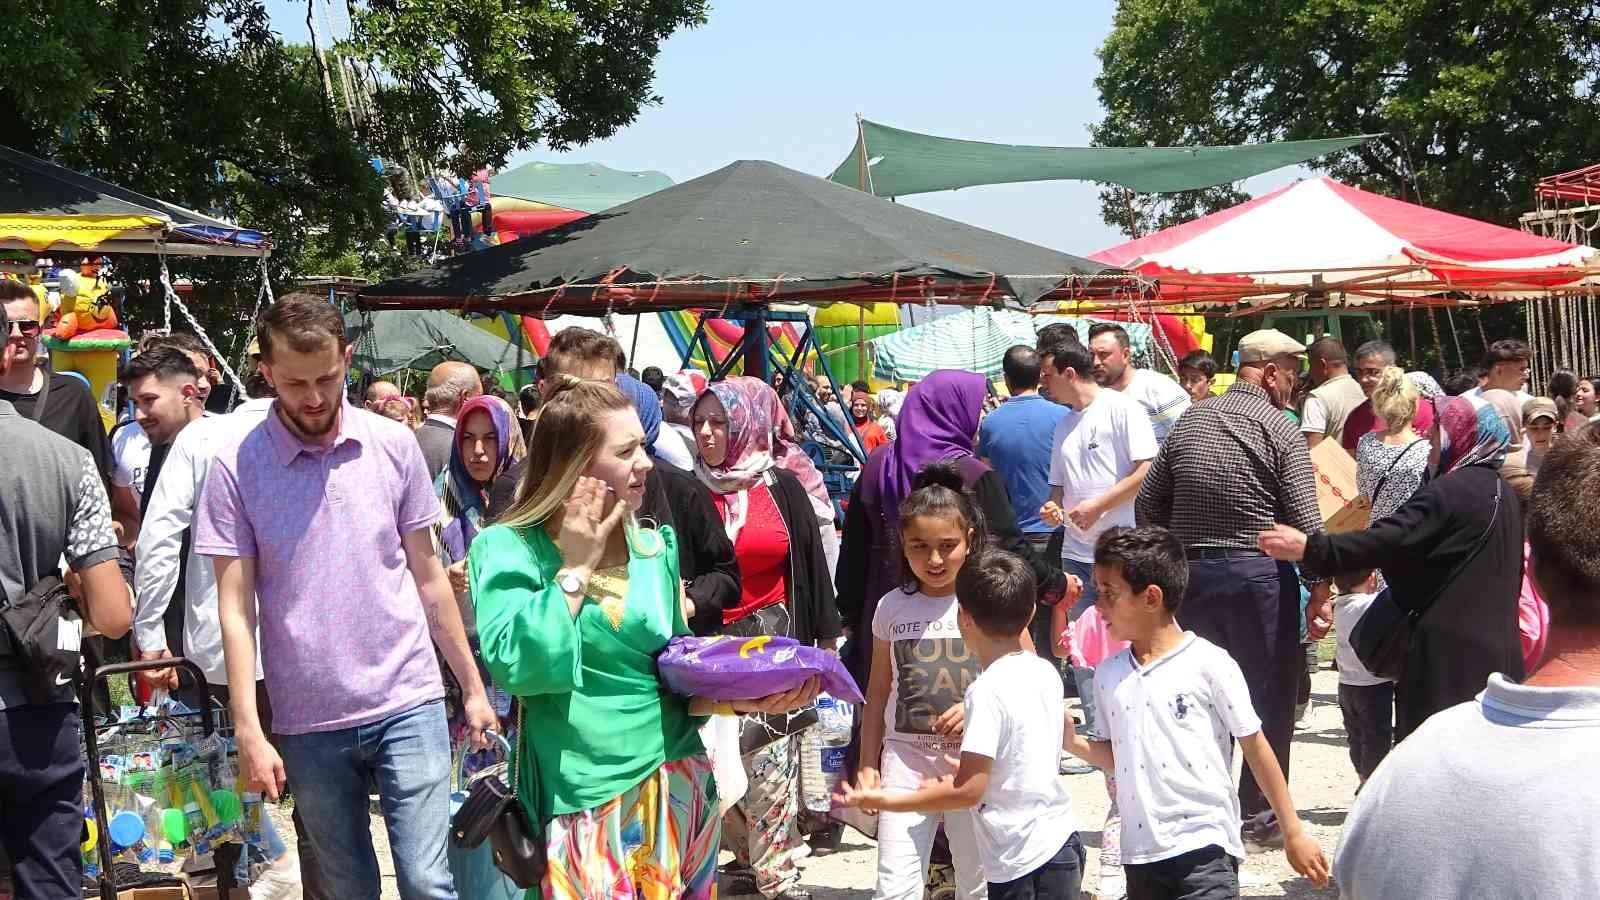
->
<box><xmin>4</xmin><ymin>274</ymin><xmax>1600</xmax><ymax>900</ymax></box>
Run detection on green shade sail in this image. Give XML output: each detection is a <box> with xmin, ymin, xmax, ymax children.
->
<box><xmin>828</xmin><ymin>119</ymin><xmax>1380</xmax><ymax>197</ymax></box>
<box><xmin>345</xmin><ymin>308</ymin><xmax>536</xmax><ymax>377</ymax></box>
<box><xmin>491</xmin><ymin>160</ymin><xmax>674</xmax><ymax>213</ymax></box>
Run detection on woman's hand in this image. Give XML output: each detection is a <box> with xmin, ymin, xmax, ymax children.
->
<box><xmin>1257</xmin><ymin>524</ymin><xmax>1309</xmax><ymax>561</ymax></box>
<box><xmin>447</xmin><ymin>560</ymin><xmax>469</xmax><ymax>595</ymax></box>
<box><xmin>733</xmin><ymin>676</ymin><xmax>821</xmax><ymax>715</ymax></box>
<box><xmin>557</xmin><ymin>476</ymin><xmax>629</xmax><ymax>574</ymax></box>
<box><xmin>835</xmin><ymin>766</ymin><xmax>883</xmax><ymax>814</ymax></box>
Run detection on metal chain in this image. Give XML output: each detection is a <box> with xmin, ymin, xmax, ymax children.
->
<box><xmin>157</xmin><ymin>252</ymin><xmax>248</xmax><ymax>397</ymax></box>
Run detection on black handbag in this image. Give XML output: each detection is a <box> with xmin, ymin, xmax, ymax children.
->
<box><xmin>450</xmin><ymin>705</ymin><xmax>545</xmax><ymax>889</ymax></box>
<box><xmin>0</xmin><ymin>576</ymin><xmax>83</xmax><ymax>705</ymax></box>
<box><xmin>1351</xmin><ymin>479</ymin><xmax>1501</xmax><ymax>681</ymax></box>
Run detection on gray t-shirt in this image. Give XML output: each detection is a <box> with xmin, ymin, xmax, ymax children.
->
<box><xmin>1</xmin><ymin>399</ymin><xmax>119</xmax><ymax>709</ymax></box>
<box><xmin>1335</xmin><ymin>673</ymin><xmax>1600</xmax><ymax>898</ymax></box>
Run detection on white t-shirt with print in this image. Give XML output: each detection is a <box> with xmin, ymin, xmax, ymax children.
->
<box><xmin>1119</xmin><ymin>368</ymin><xmax>1192</xmax><ymax>444</ymax></box>
<box><xmin>961</xmin><ymin>652</ymin><xmax>1078</xmax><ymax>884</ymax></box>
<box><xmin>1092</xmin><ymin>633</ymin><xmax>1262</xmax><ymax>864</ymax></box>
<box><xmin>1048</xmin><ymin>388</ymin><xmax>1159</xmax><ymax>563</ymax></box>
<box><xmin>111</xmin><ymin>420</ymin><xmax>151</xmax><ymax>494</ymax></box>
<box><xmin>871</xmin><ymin>588</ymin><xmax>980</xmax><ymax>766</ymax></box>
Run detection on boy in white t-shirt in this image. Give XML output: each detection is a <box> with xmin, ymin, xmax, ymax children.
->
<box><xmin>1065</xmin><ymin>527</ymin><xmax>1328</xmax><ymax>899</ymax></box>
<box><xmin>1331</xmin><ymin>569</ymin><xmax>1393</xmax><ymax>787</ymax></box>
<box><xmin>838</xmin><ymin>549</ymin><xmax>1082</xmax><ymax>898</ymax></box>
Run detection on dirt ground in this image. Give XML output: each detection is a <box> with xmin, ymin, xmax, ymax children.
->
<box><xmin>292</xmin><ymin>666</ymin><xmax>1355</xmax><ymax>899</ymax></box>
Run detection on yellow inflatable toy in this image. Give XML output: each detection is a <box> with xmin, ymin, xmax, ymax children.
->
<box><xmin>42</xmin><ymin>269</ymin><xmax>129</xmax><ymax>432</ymax></box>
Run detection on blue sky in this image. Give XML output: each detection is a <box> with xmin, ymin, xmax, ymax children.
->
<box><xmin>265</xmin><ymin>1</ymin><xmax>1308</xmax><ymax>256</ymax></box>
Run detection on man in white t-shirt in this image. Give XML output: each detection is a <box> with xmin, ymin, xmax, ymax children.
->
<box><xmin>840</xmin><ymin>551</ymin><xmax>1081</xmax><ymax>898</ymax></box>
<box><xmin>111</xmin><ymin>418</ymin><xmax>152</xmax><ymax>497</ymax></box>
<box><xmin>1466</xmin><ymin>337</ymin><xmax>1535</xmax><ymax>409</ymax></box>
<box><xmin>1035</xmin><ymin>333</ymin><xmax>1157</xmax><ymax>898</ymax></box>
<box><xmin>1088</xmin><ymin>323</ymin><xmax>1191</xmax><ymax>443</ymax></box>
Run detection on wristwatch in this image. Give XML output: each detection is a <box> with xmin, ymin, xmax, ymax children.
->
<box><xmin>556</xmin><ymin>569</ymin><xmax>588</xmax><ymax>596</ymax></box>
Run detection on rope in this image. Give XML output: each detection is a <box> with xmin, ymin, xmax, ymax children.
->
<box><xmin>226</xmin><ymin>255</ymin><xmax>274</xmax><ymax>409</ymax></box>
<box><xmin>157</xmin><ymin>251</ymin><xmax>248</xmax><ymax>398</ymax></box>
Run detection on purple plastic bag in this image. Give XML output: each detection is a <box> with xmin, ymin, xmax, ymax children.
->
<box><xmin>656</xmin><ymin>636</ymin><xmax>864</xmax><ymax>704</ymax></box>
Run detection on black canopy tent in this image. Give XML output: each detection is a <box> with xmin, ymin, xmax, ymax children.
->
<box><xmin>359</xmin><ymin>159</ymin><xmax>1117</xmax><ymax>462</ymax></box>
<box><xmin>358</xmin><ymin>159</ymin><xmax>1111</xmax><ymax>314</ymax></box>
<box><xmin>0</xmin><ymin>144</ymin><xmax>270</xmax><ymax>257</ymax></box>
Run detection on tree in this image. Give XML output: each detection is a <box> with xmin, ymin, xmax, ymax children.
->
<box><xmin>0</xmin><ymin>0</ymin><xmax>706</xmax><ymax>345</ymax></box>
<box><xmin>1093</xmin><ymin>0</ymin><xmax>1600</xmax><ymax>363</ymax></box>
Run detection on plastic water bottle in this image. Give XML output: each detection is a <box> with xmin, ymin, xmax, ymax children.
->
<box><xmin>800</xmin><ymin>695</ymin><xmax>853</xmax><ymax>812</ymax></box>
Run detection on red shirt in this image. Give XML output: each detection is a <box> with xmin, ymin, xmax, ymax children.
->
<box><xmin>713</xmin><ymin>482</ymin><xmax>791</xmax><ymax>624</ymax></box>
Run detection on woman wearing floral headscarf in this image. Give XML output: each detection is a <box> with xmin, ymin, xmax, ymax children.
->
<box><xmin>1261</xmin><ymin>395</ymin><xmax>1526</xmax><ymax>738</ymax></box>
<box><xmin>435</xmin><ymin>394</ymin><xmax>523</xmax><ymax>738</ymax></box>
<box><xmin>690</xmin><ymin>376</ymin><xmax>840</xmax><ymax>900</ymax></box>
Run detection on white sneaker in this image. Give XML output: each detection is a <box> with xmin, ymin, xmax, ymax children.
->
<box><xmin>249</xmin><ymin>854</ymin><xmax>303</xmax><ymax>900</ymax></box>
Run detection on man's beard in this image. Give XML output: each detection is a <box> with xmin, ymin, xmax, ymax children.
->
<box><xmin>284</xmin><ymin>403</ymin><xmax>338</xmax><ymax>438</ymax></box>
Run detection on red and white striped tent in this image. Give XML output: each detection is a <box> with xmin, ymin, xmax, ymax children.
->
<box><xmin>1078</xmin><ymin>177</ymin><xmax>1597</xmax><ymax>311</ymax></box>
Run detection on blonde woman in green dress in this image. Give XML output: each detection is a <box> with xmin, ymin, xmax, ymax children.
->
<box><xmin>470</xmin><ymin>377</ymin><xmax>817</xmax><ymax>898</ymax></box>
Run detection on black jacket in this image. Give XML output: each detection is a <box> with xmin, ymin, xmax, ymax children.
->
<box><xmin>487</xmin><ymin>458</ymin><xmax>742</xmax><ymax>637</ymax></box>
<box><xmin>1303</xmin><ymin>464</ymin><xmax>1523</xmax><ymax>738</ymax></box>
<box><xmin>757</xmin><ymin>468</ymin><xmax>842</xmax><ymax>647</ymax></box>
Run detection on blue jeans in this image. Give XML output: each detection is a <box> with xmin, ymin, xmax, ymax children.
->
<box><xmin>276</xmin><ymin>700</ymin><xmax>456</xmax><ymax>900</ymax></box>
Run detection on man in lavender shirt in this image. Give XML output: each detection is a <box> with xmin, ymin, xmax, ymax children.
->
<box><xmin>194</xmin><ymin>294</ymin><xmax>492</xmax><ymax>900</ymax></box>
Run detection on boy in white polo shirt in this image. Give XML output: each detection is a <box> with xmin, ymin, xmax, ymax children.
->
<box><xmin>836</xmin><ymin>549</ymin><xmax>1081</xmax><ymax>898</ymax></box>
<box><xmin>1065</xmin><ymin>527</ymin><xmax>1328</xmax><ymax>899</ymax></box>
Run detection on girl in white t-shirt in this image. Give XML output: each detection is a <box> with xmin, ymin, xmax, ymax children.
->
<box><xmin>850</xmin><ymin>462</ymin><xmax>989</xmax><ymax>899</ymax></box>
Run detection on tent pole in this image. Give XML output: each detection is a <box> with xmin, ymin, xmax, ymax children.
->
<box><xmin>629</xmin><ymin>316</ymin><xmax>642</xmax><ymax>369</ymax></box>
<box><xmin>743</xmin><ymin>306</ymin><xmax>769</xmax><ymax>382</ymax></box>
<box><xmin>855</xmin><ymin>113</ymin><xmax>868</xmax><ymax>192</ymax></box>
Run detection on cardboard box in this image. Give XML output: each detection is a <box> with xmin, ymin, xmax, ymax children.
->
<box><xmin>1309</xmin><ymin>439</ymin><xmax>1371</xmax><ymax>533</ymax></box>
<box><xmin>181</xmin><ymin>873</ymin><xmax>248</xmax><ymax>900</ymax></box>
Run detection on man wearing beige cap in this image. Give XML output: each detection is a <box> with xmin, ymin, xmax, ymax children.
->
<box><xmin>1135</xmin><ymin>328</ymin><xmax>1328</xmax><ymax>849</ymax></box>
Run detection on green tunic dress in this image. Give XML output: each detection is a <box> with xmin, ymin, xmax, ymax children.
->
<box><xmin>468</xmin><ymin>522</ymin><xmax>706</xmax><ymax>821</ymax></box>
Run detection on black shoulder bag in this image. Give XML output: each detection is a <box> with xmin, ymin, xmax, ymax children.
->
<box><xmin>1351</xmin><ymin>478</ymin><xmax>1502</xmax><ymax>682</ymax></box>
<box><xmin>0</xmin><ymin>576</ymin><xmax>84</xmax><ymax>705</ymax></box>
<box><xmin>451</xmin><ymin>704</ymin><xmax>545</xmax><ymax>888</ymax></box>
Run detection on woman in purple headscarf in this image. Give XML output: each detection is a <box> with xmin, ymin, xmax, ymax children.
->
<box><xmin>833</xmin><ymin>370</ymin><xmax>1066</xmax><ymax>697</ymax></box>
<box><xmin>1261</xmin><ymin>395</ymin><xmax>1525</xmax><ymax>738</ymax></box>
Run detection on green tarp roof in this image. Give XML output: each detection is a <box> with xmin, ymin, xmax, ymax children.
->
<box><xmin>828</xmin><ymin>119</ymin><xmax>1379</xmax><ymax>197</ymax></box>
<box><xmin>346</xmin><ymin>308</ymin><xmax>534</xmax><ymax>375</ymax></box>
<box><xmin>491</xmin><ymin>161</ymin><xmax>673</xmax><ymax>213</ymax></box>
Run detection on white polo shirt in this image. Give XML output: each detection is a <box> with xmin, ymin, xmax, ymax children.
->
<box><xmin>1092</xmin><ymin>633</ymin><xmax>1261</xmax><ymax>863</ymax></box>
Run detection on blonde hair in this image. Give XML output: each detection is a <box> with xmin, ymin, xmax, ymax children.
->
<box><xmin>497</xmin><ymin>375</ymin><xmax>659</xmax><ymax>555</ymax></box>
<box><xmin>1371</xmin><ymin>366</ymin><xmax>1419</xmax><ymax>434</ymax></box>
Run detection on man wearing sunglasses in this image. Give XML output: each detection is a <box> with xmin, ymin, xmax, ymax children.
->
<box><xmin>1</xmin><ymin>280</ymin><xmax>113</xmax><ymax>480</ymax></box>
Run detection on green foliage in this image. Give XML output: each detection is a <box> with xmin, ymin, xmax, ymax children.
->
<box><xmin>1093</xmin><ymin>0</ymin><xmax>1600</xmax><ymax>359</ymax></box>
<box><xmin>0</xmin><ymin>0</ymin><xmax>705</xmax><ymax>341</ymax></box>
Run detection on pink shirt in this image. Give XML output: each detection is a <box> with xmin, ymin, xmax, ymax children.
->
<box><xmin>194</xmin><ymin>402</ymin><xmax>443</xmax><ymax>734</ymax></box>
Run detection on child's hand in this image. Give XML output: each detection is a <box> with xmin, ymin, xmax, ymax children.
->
<box><xmin>1284</xmin><ymin>828</ymin><xmax>1330</xmax><ymax>888</ymax></box>
<box><xmin>933</xmin><ymin>703</ymin><xmax>965</xmax><ymax>737</ymax></box>
<box><xmin>834</xmin><ymin>768</ymin><xmax>884</xmax><ymax>814</ymax></box>
<box><xmin>1063</xmin><ymin>573</ymin><xmax>1083</xmax><ymax>608</ymax></box>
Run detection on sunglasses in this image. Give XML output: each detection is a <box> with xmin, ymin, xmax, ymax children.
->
<box><xmin>6</xmin><ymin>319</ymin><xmax>41</xmax><ymax>338</ymax></box>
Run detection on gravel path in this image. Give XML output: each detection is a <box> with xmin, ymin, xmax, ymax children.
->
<box><xmin>270</xmin><ymin>668</ymin><xmax>1356</xmax><ymax>899</ymax></box>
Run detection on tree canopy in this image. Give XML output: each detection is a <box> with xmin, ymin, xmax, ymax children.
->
<box><xmin>1093</xmin><ymin>0</ymin><xmax>1600</xmax><ymax>236</ymax></box>
<box><xmin>0</xmin><ymin>0</ymin><xmax>704</xmax><ymax>343</ymax></box>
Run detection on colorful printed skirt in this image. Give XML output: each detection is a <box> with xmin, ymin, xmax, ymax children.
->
<box><xmin>541</xmin><ymin>755</ymin><xmax>721</xmax><ymax>899</ymax></box>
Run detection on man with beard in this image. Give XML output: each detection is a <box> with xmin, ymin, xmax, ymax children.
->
<box><xmin>1135</xmin><ymin>328</ymin><xmax>1329</xmax><ymax>851</ymax></box>
<box><xmin>1087</xmin><ymin>323</ymin><xmax>1192</xmax><ymax>443</ymax></box>
<box><xmin>195</xmin><ymin>294</ymin><xmax>492</xmax><ymax>899</ymax></box>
